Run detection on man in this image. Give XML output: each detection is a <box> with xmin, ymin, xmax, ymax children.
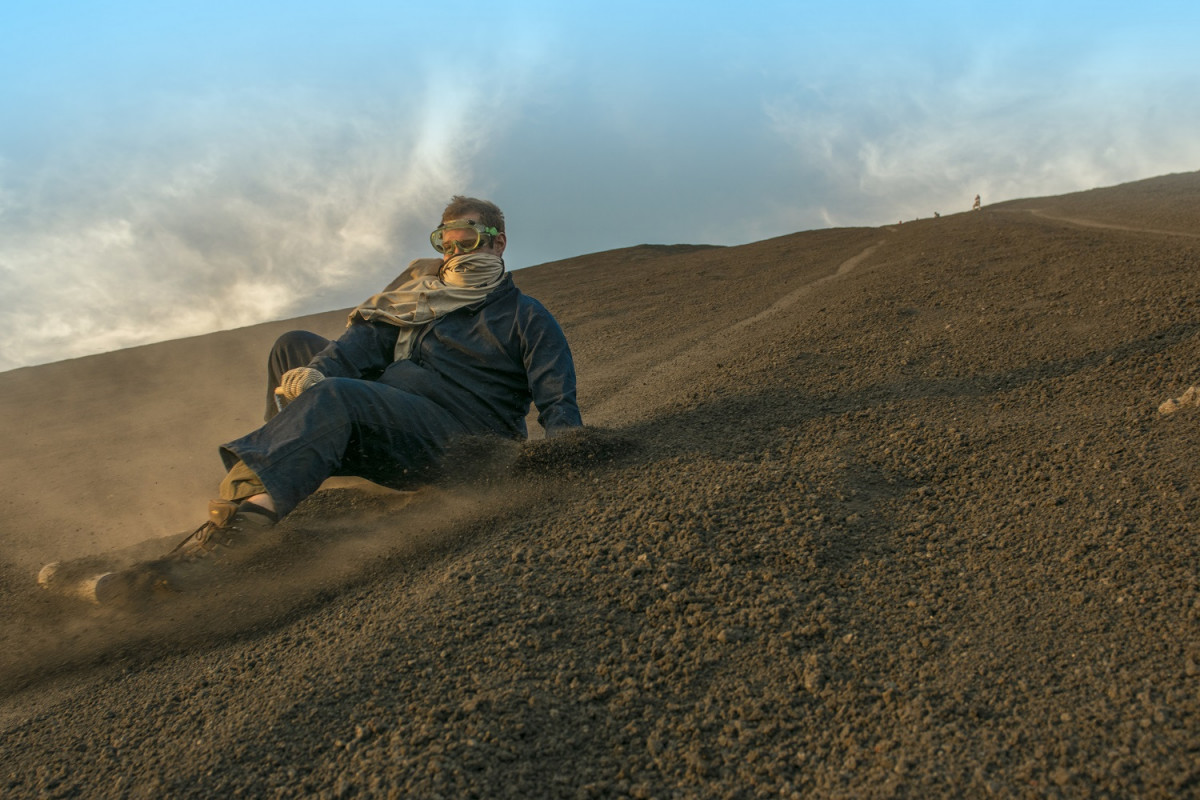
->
<box><xmin>91</xmin><ymin>196</ymin><xmax>582</xmax><ymax>600</ymax></box>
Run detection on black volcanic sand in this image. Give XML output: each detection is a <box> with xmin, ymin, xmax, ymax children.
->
<box><xmin>2</xmin><ymin>173</ymin><xmax>1199</xmax><ymax>797</ymax></box>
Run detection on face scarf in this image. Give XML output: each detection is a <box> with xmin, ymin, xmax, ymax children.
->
<box><xmin>350</xmin><ymin>252</ymin><xmax>506</xmax><ymax>361</ymax></box>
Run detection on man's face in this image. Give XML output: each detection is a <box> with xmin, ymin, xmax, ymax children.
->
<box><xmin>438</xmin><ymin>218</ymin><xmax>507</xmax><ymax>262</ymax></box>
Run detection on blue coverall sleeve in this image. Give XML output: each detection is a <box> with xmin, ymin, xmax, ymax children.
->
<box><xmin>520</xmin><ymin>302</ymin><xmax>583</xmax><ymax>437</ymax></box>
<box><xmin>307</xmin><ymin>319</ymin><xmax>400</xmax><ymax>379</ymax></box>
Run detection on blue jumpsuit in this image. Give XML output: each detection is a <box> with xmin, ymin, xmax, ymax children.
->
<box><xmin>221</xmin><ymin>274</ymin><xmax>582</xmax><ymax>517</ymax></box>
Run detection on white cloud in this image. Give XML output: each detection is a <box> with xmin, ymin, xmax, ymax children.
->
<box><xmin>0</xmin><ymin>74</ymin><xmax>548</xmax><ymax>371</ymax></box>
<box><xmin>0</xmin><ymin>4</ymin><xmax>570</xmax><ymax>371</ymax></box>
<box><xmin>764</xmin><ymin>61</ymin><xmax>1200</xmax><ymax>229</ymax></box>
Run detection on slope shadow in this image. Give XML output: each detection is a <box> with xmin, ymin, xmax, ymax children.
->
<box><xmin>603</xmin><ymin>319</ymin><xmax>1200</xmax><ymax>570</ymax></box>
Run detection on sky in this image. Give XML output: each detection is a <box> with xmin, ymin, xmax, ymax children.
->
<box><xmin>2</xmin><ymin>1</ymin><xmax>1198</xmax><ymax>371</ymax></box>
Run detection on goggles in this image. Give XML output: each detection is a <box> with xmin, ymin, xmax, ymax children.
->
<box><xmin>430</xmin><ymin>219</ymin><xmax>500</xmax><ymax>254</ymax></box>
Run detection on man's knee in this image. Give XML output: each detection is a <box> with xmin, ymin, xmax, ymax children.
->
<box><xmin>270</xmin><ymin>330</ymin><xmax>330</xmax><ymax>372</ymax></box>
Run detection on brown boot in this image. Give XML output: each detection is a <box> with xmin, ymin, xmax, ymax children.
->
<box><xmin>166</xmin><ymin>499</ymin><xmax>277</xmax><ymax>560</ymax></box>
<box><xmin>93</xmin><ymin>500</ymin><xmax>278</xmax><ymax>602</ymax></box>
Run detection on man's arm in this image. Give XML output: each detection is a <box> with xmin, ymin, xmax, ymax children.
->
<box><xmin>519</xmin><ymin>300</ymin><xmax>583</xmax><ymax>437</ymax></box>
<box><xmin>307</xmin><ymin>257</ymin><xmax>437</xmax><ymax>379</ymax></box>
<box><xmin>306</xmin><ymin>319</ymin><xmax>400</xmax><ymax>379</ymax></box>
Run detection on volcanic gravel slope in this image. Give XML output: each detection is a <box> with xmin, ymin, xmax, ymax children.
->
<box><xmin>2</xmin><ymin>173</ymin><xmax>1199</xmax><ymax>798</ymax></box>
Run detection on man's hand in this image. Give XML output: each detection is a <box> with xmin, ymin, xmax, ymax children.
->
<box><xmin>278</xmin><ymin>367</ymin><xmax>325</xmax><ymax>402</ymax></box>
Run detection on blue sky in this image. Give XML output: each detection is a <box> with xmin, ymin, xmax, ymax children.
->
<box><xmin>2</xmin><ymin>1</ymin><xmax>1198</xmax><ymax>370</ymax></box>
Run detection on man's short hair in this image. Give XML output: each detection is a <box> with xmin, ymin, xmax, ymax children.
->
<box><xmin>442</xmin><ymin>196</ymin><xmax>505</xmax><ymax>234</ymax></box>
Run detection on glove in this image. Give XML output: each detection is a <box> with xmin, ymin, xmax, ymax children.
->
<box><xmin>277</xmin><ymin>367</ymin><xmax>325</xmax><ymax>402</ymax></box>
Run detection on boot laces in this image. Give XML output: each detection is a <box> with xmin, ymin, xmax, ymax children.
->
<box><xmin>168</xmin><ymin>500</ymin><xmax>242</xmax><ymax>560</ymax></box>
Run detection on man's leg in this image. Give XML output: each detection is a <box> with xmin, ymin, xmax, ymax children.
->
<box><xmin>265</xmin><ymin>330</ymin><xmax>331</xmax><ymax>421</ymax></box>
<box><xmin>82</xmin><ymin>378</ymin><xmax>466</xmax><ymax>602</ymax></box>
<box><xmin>224</xmin><ymin>377</ymin><xmax>470</xmax><ymax>519</ymax></box>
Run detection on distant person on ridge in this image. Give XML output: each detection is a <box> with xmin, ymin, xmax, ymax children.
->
<box><xmin>973</xmin><ymin>194</ymin><xmax>982</xmax><ymax>211</ymax></box>
<box><xmin>45</xmin><ymin>196</ymin><xmax>583</xmax><ymax>603</ymax></box>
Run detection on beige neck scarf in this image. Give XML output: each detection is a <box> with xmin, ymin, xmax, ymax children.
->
<box><xmin>351</xmin><ymin>253</ymin><xmax>507</xmax><ymax>361</ymax></box>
